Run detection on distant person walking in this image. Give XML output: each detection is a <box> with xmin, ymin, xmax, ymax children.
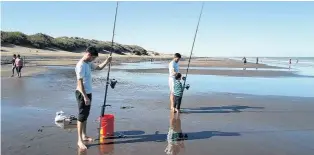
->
<box><xmin>242</xmin><ymin>57</ymin><xmax>247</xmax><ymax>64</ymax></box>
<box><xmin>11</xmin><ymin>54</ymin><xmax>17</xmax><ymax>77</ymax></box>
<box><xmin>289</xmin><ymin>58</ymin><xmax>292</xmax><ymax>65</ymax></box>
<box><xmin>15</xmin><ymin>54</ymin><xmax>24</xmax><ymax>78</ymax></box>
<box><xmin>242</xmin><ymin>57</ymin><xmax>247</xmax><ymax>70</ymax></box>
<box><xmin>256</xmin><ymin>57</ymin><xmax>259</xmax><ymax>64</ymax></box>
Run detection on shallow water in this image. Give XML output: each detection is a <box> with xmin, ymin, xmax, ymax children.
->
<box><xmin>39</xmin><ymin>62</ymin><xmax>314</xmax><ymax>98</ymax></box>
<box><xmin>231</xmin><ymin>57</ymin><xmax>314</xmax><ymax>76</ymax></box>
<box><xmin>92</xmin><ymin>61</ymin><xmax>314</xmax><ymax>98</ymax></box>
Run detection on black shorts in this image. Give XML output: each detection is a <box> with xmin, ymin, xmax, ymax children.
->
<box><xmin>75</xmin><ymin>90</ymin><xmax>92</xmax><ymax>122</ymax></box>
<box><xmin>16</xmin><ymin>66</ymin><xmax>23</xmax><ymax>72</ymax></box>
<box><xmin>174</xmin><ymin>96</ymin><xmax>182</xmax><ymax>109</ymax></box>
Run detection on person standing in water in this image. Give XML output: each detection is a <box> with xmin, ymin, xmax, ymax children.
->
<box><xmin>256</xmin><ymin>57</ymin><xmax>259</xmax><ymax>64</ymax></box>
<box><xmin>169</xmin><ymin>53</ymin><xmax>181</xmax><ymax>112</ymax></box>
<box><xmin>15</xmin><ymin>54</ymin><xmax>24</xmax><ymax>78</ymax></box>
<box><xmin>11</xmin><ymin>54</ymin><xmax>17</xmax><ymax>77</ymax></box>
<box><xmin>173</xmin><ymin>73</ymin><xmax>184</xmax><ymax>113</ymax></box>
<box><xmin>75</xmin><ymin>46</ymin><xmax>112</xmax><ymax>150</ymax></box>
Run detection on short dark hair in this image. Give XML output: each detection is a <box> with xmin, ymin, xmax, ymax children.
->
<box><xmin>17</xmin><ymin>54</ymin><xmax>20</xmax><ymax>58</ymax></box>
<box><xmin>175</xmin><ymin>73</ymin><xmax>182</xmax><ymax>80</ymax></box>
<box><xmin>174</xmin><ymin>53</ymin><xmax>181</xmax><ymax>58</ymax></box>
<box><xmin>86</xmin><ymin>46</ymin><xmax>98</xmax><ymax>57</ymax></box>
<box><xmin>13</xmin><ymin>54</ymin><xmax>16</xmax><ymax>57</ymax></box>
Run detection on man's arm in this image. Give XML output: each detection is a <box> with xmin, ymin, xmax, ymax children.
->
<box><xmin>77</xmin><ymin>78</ymin><xmax>89</xmax><ymax>103</ymax></box>
<box><xmin>93</xmin><ymin>56</ymin><xmax>112</xmax><ymax>70</ymax></box>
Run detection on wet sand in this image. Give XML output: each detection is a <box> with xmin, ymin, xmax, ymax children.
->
<box><xmin>1</xmin><ymin>67</ymin><xmax>314</xmax><ymax>155</ymax></box>
<box><xmin>179</xmin><ymin>58</ymin><xmax>280</xmax><ymax>69</ymax></box>
<box><xmin>1</xmin><ymin>65</ymin><xmax>49</xmax><ymax>77</ymax></box>
<box><xmin>2</xmin><ymin>44</ymin><xmax>297</xmax><ymax>79</ymax></box>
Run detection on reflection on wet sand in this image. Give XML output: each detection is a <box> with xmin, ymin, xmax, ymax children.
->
<box><xmin>165</xmin><ymin>112</ymin><xmax>186</xmax><ymax>155</ymax></box>
<box><xmin>98</xmin><ymin>138</ymin><xmax>115</xmax><ymax>154</ymax></box>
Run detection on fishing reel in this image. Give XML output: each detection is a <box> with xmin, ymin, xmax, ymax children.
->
<box><xmin>182</xmin><ymin>76</ymin><xmax>190</xmax><ymax>90</ymax></box>
<box><xmin>185</xmin><ymin>84</ymin><xmax>190</xmax><ymax>90</ymax></box>
<box><xmin>108</xmin><ymin>79</ymin><xmax>117</xmax><ymax>89</ymax></box>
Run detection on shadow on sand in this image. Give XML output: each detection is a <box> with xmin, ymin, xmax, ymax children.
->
<box><xmin>87</xmin><ymin>130</ymin><xmax>240</xmax><ymax>149</ymax></box>
<box><xmin>87</xmin><ymin>111</ymin><xmax>241</xmax><ymax>150</ymax></box>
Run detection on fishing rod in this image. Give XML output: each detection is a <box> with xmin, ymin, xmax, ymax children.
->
<box><xmin>100</xmin><ymin>1</ymin><xmax>119</xmax><ymax>117</ymax></box>
<box><xmin>182</xmin><ymin>2</ymin><xmax>205</xmax><ymax>95</ymax></box>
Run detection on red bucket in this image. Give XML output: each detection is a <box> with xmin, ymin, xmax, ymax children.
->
<box><xmin>99</xmin><ymin>114</ymin><xmax>114</xmax><ymax>138</ymax></box>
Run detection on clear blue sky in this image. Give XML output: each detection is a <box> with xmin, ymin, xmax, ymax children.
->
<box><xmin>1</xmin><ymin>1</ymin><xmax>314</xmax><ymax>57</ymax></box>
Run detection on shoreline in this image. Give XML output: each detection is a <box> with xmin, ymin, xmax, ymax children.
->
<box><xmin>114</xmin><ymin>68</ymin><xmax>302</xmax><ymax>78</ymax></box>
<box><xmin>0</xmin><ymin>45</ymin><xmax>307</xmax><ymax>78</ymax></box>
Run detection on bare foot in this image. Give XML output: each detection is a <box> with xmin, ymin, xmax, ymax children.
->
<box><xmin>174</xmin><ymin>108</ymin><xmax>179</xmax><ymax>113</ymax></box>
<box><xmin>77</xmin><ymin>141</ymin><xmax>87</xmax><ymax>150</ymax></box>
<box><xmin>83</xmin><ymin>136</ymin><xmax>94</xmax><ymax>142</ymax></box>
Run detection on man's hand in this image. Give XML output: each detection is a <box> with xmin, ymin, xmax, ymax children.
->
<box><xmin>94</xmin><ymin>56</ymin><xmax>113</xmax><ymax>70</ymax></box>
<box><xmin>84</xmin><ymin>97</ymin><xmax>90</xmax><ymax>106</ymax></box>
<box><xmin>107</xmin><ymin>56</ymin><xmax>112</xmax><ymax>63</ymax></box>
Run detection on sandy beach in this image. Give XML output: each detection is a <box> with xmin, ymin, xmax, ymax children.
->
<box><xmin>2</xmin><ymin>1</ymin><xmax>314</xmax><ymax>154</ymax></box>
<box><xmin>1</xmin><ymin>45</ymin><xmax>296</xmax><ymax>78</ymax></box>
<box><xmin>2</xmin><ymin>45</ymin><xmax>314</xmax><ymax>155</ymax></box>
<box><xmin>2</xmin><ymin>46</ymin><xmax>314</xmax><ymax>155</ymax></box>
<box><xmin>1</xmin><ymin>66</ymin><xmax>314</xmax><ymax>155</ymax></box>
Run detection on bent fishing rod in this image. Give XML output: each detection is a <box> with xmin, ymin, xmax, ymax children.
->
<box><xmin>182</xmin><ymin>2</ymin><xmax>204</xmax><ymax>96</ymax></box>
<box><xmin>100</xmin><ymin>1</ymin><xmax>119</xmax><ymax>117</ymax></box>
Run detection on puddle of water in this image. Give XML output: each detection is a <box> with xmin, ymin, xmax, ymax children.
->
<box><xmin>39</xmin><ymin>63</ymin><xmax>314</xmax><ymax>98</ymax></box>
<box><xmin>97</xmin><ymin>71</ymin><xmax>314</xmax><ymax>98</ymax></box>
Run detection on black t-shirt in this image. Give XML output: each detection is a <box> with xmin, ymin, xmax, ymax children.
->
<box><xmin>11</xmin><ymin>58</ymin><xmax>16</xmax><ymax>66</ymax></box>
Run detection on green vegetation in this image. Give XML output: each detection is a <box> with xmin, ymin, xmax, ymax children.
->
<box><xmin>1</xmin><ymin>31</ymin><xmax>159</xmax><ymax>56</ymax></box>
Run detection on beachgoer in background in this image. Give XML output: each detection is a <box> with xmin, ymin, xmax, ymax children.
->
<box><xmin>289</xmin><ymin>58</ymin><xmax>292</xmax><ymax>65</ymax></box>
<box><xmin>173</xmin><ymin>73</ymin><xmax>184</xmax><ymax>113</ymax></box>
<box><xmin>242</xmin><ymin>57</ymin><xmax>247</xmax><ymax>70</ymax></box>
<box><xmin>242</xmin><ymin>57</ymin><xmax>247</xmax><ymax>64</ymax></box>
<box><xmin>11</xmin><ymin>54</ymin><xmax>17</xmax><ymax>77</ymax></box>
<box><xmin>296</xmin><ymin>59</ymin><xmax>299</xmax><ymax>63</ymax></box>
<box><xmin>15</xmin><ymin>55</ymin><xmax>23</xmax><ymax>78</ymax></box>
<box><xmin>169</xmin><ymin>53</ymin><xmax>181</xmax><ymax>112</ymax></box>
<box><xmin>256</xmin><ymin>57</ymin><xmax>259</xmax><ymax>64</ymax></box>
<box><xmin>75</xmin><ymin>46</ymin><xmax>112</xmax><ymax>150</ymax></box>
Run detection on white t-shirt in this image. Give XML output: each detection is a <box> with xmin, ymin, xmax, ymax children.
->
<box><xmin>169</xmin><ymin>60</ymin><xmax>179</xmax><ymax>78</ymax></box>
<box><xmin>75</xmin><ymin>60</ymin><xmax>97</xmax><ymax>94</ymax></box>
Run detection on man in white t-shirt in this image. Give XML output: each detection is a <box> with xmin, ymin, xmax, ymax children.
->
<box><xmin>169</xmin><ymin>53</ymin><xmax>181</xmax><ymax>111</ymax></box>
<box><xmin>75</xmin><ymin>46</ymin><xmax>112</xmax><ymax>150</ymax></box>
